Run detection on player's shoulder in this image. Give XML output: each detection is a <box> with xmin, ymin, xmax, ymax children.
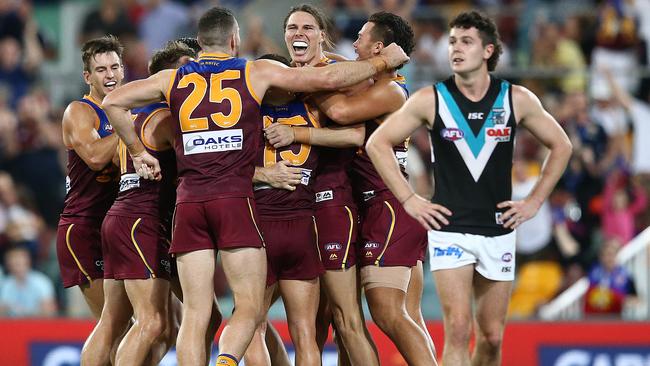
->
<box><xmin>63</xmin><ymin>99</ymin><xmax>97</xmax><ymax>124</ymax></box>
<box><xmin>510</xmin><ymin>83</ymin><xmax>542</xmax><ymax>108</ymax></box>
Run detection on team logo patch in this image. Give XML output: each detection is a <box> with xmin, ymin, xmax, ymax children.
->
<box><xmin>485</xmin><ymin>127</ymin><xmax>511</xmax><ymax>142</ymax></box>
<box><xmin>365</xmin><ymin>251</ymin><xmax>373</xmax><ymax>258</ymax></box>
<box><xmin>119</xmin><ymin>173</ymin><xmax>140</xmax><ymax>192</ymax></box>
<box><xmin>395</xmin><ymin>151</ymin><xmax>408</xmax><ymax>167</ymax></box>
<box><xmin>502</xmin><ymin>252</ymin><xmax>513</xmax><ymax>262</ymax></box>
<box><xmin>315</xmin><ymin>190</ymin><xmax>333</xmax><ymax>202</ymax></box>
<box><xmin>300</xmin><ymin>169</ymin><xmax>312</xmax><ymax>186</ymax></box>
<box><xmin>65</xmin><ymin>176</ymin><xmax>71</xmax><ymax>194</ymax></box>
<box><xmin>183</xmin><ymin>129</ymin><xmax>243</xmax><ymax>155</ymax></box>
<box><xmin>325</xmin><ymin>243</ymin><xmax>342</xmax><ymax>251</ymax></box>
<box><xmin>329</xmin><ymin>253</ymin><xmax>338</xmax><ymax>261</ymax></box>
<box><xmin>495</xmin><ymin>212</ymin><xmax>504</xmax><ymax>225</ymax></box>
<box><xmin>491</xmin><ymin>108</ymin><xmax>506</xmax><ymax>125</ymax></box>
<box><xmin>440</xmin><ymin>128</ymin><xmax>465</xmax><ymax>141</ymax></box>
<box><xmin>104</xmin><ymin>122</ymin><xmax>114</xmax><ymax>133</ymax></box>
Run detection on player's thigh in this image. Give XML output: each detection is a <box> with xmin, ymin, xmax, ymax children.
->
<box><xmin>176</xmin><ymin>249</ymin><xmax>216</xmax><ymax>309</ymax></box>
<box><xmin>432</xmin><ymin>265</ymin><xmax>474</xmax><ymax>321</ymax></box>
<box><xmin>321</xmin><ymin>266</ymin><xmax>361</xmax><ymax>313</ymax></box>
<box><xmin>221</xmin><ymin>247</ymin><xmax>267</xmax><ymax>301</ymax></box>
<box><xmin>473</xmin><ymin>275</ymin><xmax>513</xmax><ymax>333</ymax></box>
<box><xmin>406</xmin><ymin>261</ymin><xmax>424</xmax><ymax>314</ymax></box>
<box><xmin>279</xmin><ymin>278</ymin><xmax>320</xmax><ymax>323</ymax></box>
<box><xmin>124</xmin><ymin>278</ymin><xmax>170</xmax><ymax>315</ymax></box>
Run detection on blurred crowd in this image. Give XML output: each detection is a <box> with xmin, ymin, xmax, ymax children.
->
<box><xmin>0</xmin><ymin>0</ymin><xmax>648</xmax><ymax>319</ymax></box>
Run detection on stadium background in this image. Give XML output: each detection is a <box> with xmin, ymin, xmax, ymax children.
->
<box><xmin>0</xmin><ymin>0</ymin><xmax>649</xmax><ymax>364</ymax></box>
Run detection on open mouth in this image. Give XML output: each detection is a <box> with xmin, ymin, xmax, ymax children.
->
<box><xmin>452</xmin><ymin>57</ymin><xmax>464</xmax><ymax>65</ymax></box>
<box><xmin>104</xmin><ymin>81</ymin><xmax>117</xmax><ymax>89</ymax></box>
<box><xmin>292</xmin><ymin>40</ymin><xmax>309</xmax><ymax>56</ymax></box>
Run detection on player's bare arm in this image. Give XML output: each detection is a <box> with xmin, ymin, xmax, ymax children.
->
<box><xmin>264</xmin><ymin>122</ymin><xmax>365</xmax><ymax>149</ymax></box>
<box><xmin>313</xmin><ymin>78</ymin><xmax>407</xmax><ymax>125</ymax></box>
<box><xmin>103</xmin><ymin>69</ymin><xmax>174</xmax><ymax>180</ymax></box>
<box><xmin>143</xmin><ymin>109</ymin><xmax>175</xmax><ymax>151</ymax></box>
<box><xmin>62</xmin><ymin>101</ymin><xmax>119</xmax><ymax>171</ymax></box>
<box><xmin>497</xmin><ymin>85</ymin><xmax>572</xmax><ymax>229</ymax></box>
<box><xmin>366</xmin><ymin>86</ymin><xmax>451</xmax><ymax>230</ymax></box>
<box><xmin>249</xmin><ymin>43</ymin><xmax>408</xmax><ymax>95</ymax></box>
<box><xmin>253</xmin><ymin>161</ymin><xmax>303</xmax><ymax>191</ymax></box>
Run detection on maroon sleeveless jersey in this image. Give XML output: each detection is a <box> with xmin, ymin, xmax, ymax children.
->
<box><xmin>351</xmin><ymin>76</ymin><xmax>409</xmax><ymax>203</ymax></box>
<box><xmin>108</xmin><ymin>103</ymin><xmax>177</xmax><ymax>233</ymax></box>
<box><xmin>61</xmin><ymin>95</ymin><xmax>118</xmax><ymax>219</ymax></box>
<box><xmin>165</xmin><ymin>53</ymin><xmax>262</xmax><ymax>203</ymax></box>
<box><xmin>254</xmin><ymin>101</ymin><xmax>320</xmax><ymax>219</ymax></box>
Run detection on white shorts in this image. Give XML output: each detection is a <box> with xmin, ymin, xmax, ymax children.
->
<box><xmin>427</xmin><ymin>230</ymin><xmax>516</xmax><ymax>281</ymax></box>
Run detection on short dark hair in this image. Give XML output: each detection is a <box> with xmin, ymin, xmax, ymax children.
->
<box><xmin>149</xmin><ymin>41</ymin><xmax>196</xmax><ymax>75</ymax></box>
<box><xmin>284</xmin><ymin>4</ymin><xmax>334</xmax><ymax>50</ymax></box>
<box><xmin>197</xmin><ymin>7</ymin><xmax>236</xmax><ymax>49</ymax></box>
<box><xmin>175</xmin><ymin>37</ymin><xmax>202</xmax><ymax>54</ymax></box>
<box><xmin>81</xmin><ymin>35</ymin><xmax>124</xmax><ymax>72</ymax></box>
<box><xmin>368</xmin><ymin>12</ymin><xmax>415</xmax><ymax>70</ymax></box>
<box><xmin>257</xmin><ymin>53</ymin><xmax>291</xmax><ymax>66</ymax></box>
<box><xmin>449</xmin><ymin>11</ymin><xmax>503</xmax><ymax>71</ymax></box>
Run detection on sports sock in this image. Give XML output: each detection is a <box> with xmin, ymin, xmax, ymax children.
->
<box><xmin>215</xmin><ymin>353</ymin><xmax>238</xmax><ymax>366</ymax></box>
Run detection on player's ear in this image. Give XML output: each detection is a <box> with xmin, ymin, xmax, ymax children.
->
<box><xmin>82</xmin><ymin>70</ymin><xmax>91</xmax><ymax>85</ymax></box>
<box><xmin>373</xmin><ymin>41</ymin><xmax>384</xmax><ymax>56</ymax></box>
<box><xmin>483</xmin><ymin>43</ymin><xmax>494</xmax><ymax>61</ymax></box>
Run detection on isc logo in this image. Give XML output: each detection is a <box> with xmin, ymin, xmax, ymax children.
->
<box><xmin>467</xmin><ymin>112</ymin><xmax>484</xmax><ymax>119</ymax></box>
<box><xmin>440</xmin><ymin>128</ymin><xmax>465</xmax><ymax>141</ymax></box>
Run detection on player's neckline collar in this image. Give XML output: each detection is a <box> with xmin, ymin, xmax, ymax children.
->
<box><xmin>83</xmin><ymin>94</ymin><xmax>103</xmax><ymax>106</ymax></box>
<box><xmin>199</xmin><ymin>52</ymin><xmax>233</xmax><ymax>60</ymax></box>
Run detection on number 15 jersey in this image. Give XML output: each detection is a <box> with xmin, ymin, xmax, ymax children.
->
<box><xmin>166</xmin><ymin>52</ymin><xmax>263</xmax><ymax>203</ymax></box>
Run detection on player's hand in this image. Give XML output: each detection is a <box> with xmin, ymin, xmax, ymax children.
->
<box><xmin>131</xmin><ymin>150</ymin><xmax>161</xmax><ymax>181</ymax></box>
<box><xmin>381</xmin><ymin>43</ymin><xmax>409</xmax><ymax>69</ymax></box>
<box><xmin>402</xmin><ymin>194</ymin><xmax>452</xmax><ymax>231</ymax></box>
<box><xmin>264</xmin><ymin>123</ymin><xmax>294</xmax><ymax>148</ymax></box>
<box><xmin>265</xmin><ymin>160</ymin><xmax>302</xmax><ymax>191</ymax></box>
<box><xmin>497</xmin><ymin>198</ymin><xmax>541</xmax><ymax>229</ymax></box>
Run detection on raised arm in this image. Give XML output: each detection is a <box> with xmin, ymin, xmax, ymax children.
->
<box><xmin>313</xmin><ymin>79</ymin><xmax>407</xmax><ymax>125</ymax></box>
<box><xmin>250</xmin><ymin>43</ymin><xmax>408</xmax><ymax>94</ymax></box>
<box><xmin>498</xmin><ymin>85</ymin><xmax>573</xmax><ymax>229</ymax></box>
<box><xmin>62</xmin><ymin>102</ymin><xmax>119</xmax><ymax>171</ymax></box>
<box><xmin>366</xmin><ymin>86</ymin><xmax>451</xmax><ymax>230</ymax></box>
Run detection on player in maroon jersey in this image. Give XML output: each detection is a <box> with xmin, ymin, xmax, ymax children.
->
<box><xmin>266</xmin><ymin>12</ymin><xmax>438</xmax><ymax>366</ymax></box>
<box><xmin>81</xmin><ymin>41</ymin><xmax>208</xmax><ymax>366</ymax></box>
<box><xmin>56</xmin><ymin>36</ymin><xmax>122</xmax><ymax>323</ymax></box>
<box><xmin>102</xmin><ymin>7</ymin><xmax>408</xmax><ymax>366</ymax></box>
<box><xmin>248</xmin><ymin>6</ymin><xmax>380</xmax><ymax>366</ymax></box>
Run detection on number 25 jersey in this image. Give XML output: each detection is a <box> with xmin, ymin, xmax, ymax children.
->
<box><xmin>166</xmin><ymin>53</ymin><xmax>263</xmax><ymax>203</ymax></box>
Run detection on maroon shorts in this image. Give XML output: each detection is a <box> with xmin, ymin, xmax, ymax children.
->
<box><xmin>171</xmin><ymin>197</ymin><xmax>264</xmax><ymax>254</ymax></box>
<box><xmin>315</xmin><ymin>205</ymin><xmax>358</xmax><ymax>270</ymax></box>
<box><xmin>261</xmin><ymin>216</ymin><xmax>324</xmax><ymax>285</ymax></box>
<box><xmin>359</xmin><ymin>195</ymin><xmax>427</xmax><ymax>267</ymax></box>
<box><xmin>101</xmin><ymin>215</ymin><xmax>172</xmax><ymax>280</ymax></box>
<box><xmin>56</xmin><ymin>217</ymin><xmax>104</xmax><ymax>288</ymax></box>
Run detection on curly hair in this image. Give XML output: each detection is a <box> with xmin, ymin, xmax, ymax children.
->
<box><xmin>449</xmin><ymin>11</ymin><xmax>503</xmax><ymax>71</ymax></box>
<box><xmin>81</xmin><ymin>35</ymin><xmax>123</xmax><ymax>72</ymax></box>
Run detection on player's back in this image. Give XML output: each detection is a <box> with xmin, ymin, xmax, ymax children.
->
<box><xmin>109</xmin><ymin>103</ymin><xmax>177</xmax><ymax>233</ymax></box>
<box><xmin>166</xmin><ymin>52</ymin><xmax>262</xmax><ymax>203</ymax></box>
<box><xmin>254</xmin><ymin>100</ymin><xmax>320</xmax><ymax>220</ymax></box>
<box><xmin>62</xmin><ymin>95</ymin><xmax>118</xmax><ymax>220</ymax></box>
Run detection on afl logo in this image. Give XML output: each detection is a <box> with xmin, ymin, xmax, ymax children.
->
<box><xmin>501</xmin><ymin>252</ymin><xmax>513</xmax><ymax>262</ymax></box>
<box><xmin>325</xmin><ymin>243</ymin><xmax>342</xmax><ymax>251</ymax></box>
<box><xmin>364</xmin><ymin>242</ymin><xmax>380</xmax><ymax>249</ymax></box>
<box><xmin>441</xmin><ymin>128</ymin><xmax>464</xmax><ymax>141</ymax></box>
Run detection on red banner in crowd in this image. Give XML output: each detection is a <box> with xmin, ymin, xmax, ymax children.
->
<box><xmin>0</xmin><ymin>319</ymin><xmax>648</xmax><ymax>365</ymax></box>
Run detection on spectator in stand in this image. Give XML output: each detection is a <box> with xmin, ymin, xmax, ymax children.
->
<box><xmin>601</xmin><ymin>168</ymin><xmax>647</xmax><ymax>244</ymax></box>
<box><xmin>584</xmin><ymin>237</ymin><xmax>637</xmax><ymax>317</ymax></box>
<box><xmin>0</xmin><ymin>245</ymin><xmax>57</xmax><ymax>317</ymax></box>
<box><xmin>412</xmin><ymin>16</ymin><xmax>451</xmax><ymax>75</ymax></box>
<box><xmin>139</xmin><ymin>0</ymin><xmax>191</xmax><ymax>56</ymax></box>
<box><xmin>79</xmin><ymin>0</ymin><xmax>137</xmax><ymax>44</ymax></box>
<box><xmin>603</xmin><ymin>67</ymin><xmax>650</xmax><ymax>230</ymax></box>
<box><xmin>240</xmin><ymin>16</ymin><xmax>282</xmax><ymax>60</ymax></box>
<box><xmin>0</xmin><ymin>172</ymin><xmax>44</xmax><ymax>261</ymax></box>
<box><xmin>0</xmin><ymin>16</ymin><xmax>43</xmax><ymax>109</ymax></box>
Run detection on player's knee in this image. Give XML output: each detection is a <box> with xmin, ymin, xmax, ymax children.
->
<box><xmin>444</xmin><ymin>316</ymin><xmax>472</xmax><ymax>347</ymax></box>
<box><xmin>476</xmin><ymin>326</ymin><xmax>503</xmax><ymax>352</ymax></box>
<box><xmin>331</xmin><ymin>306</ymin><xmax>364</xmax><ymax>337</ymax></box>
<box><xmin>287</xmin><ymin>319</ymin><xmax>316</xmax><ymax>345</ymax></box>
<box><xmin>140</xmin><ymin>312</ymin><xmax>167</xmax><ymax>341</ymax></box>
<box><xmin>370</xmin><ymin>306</ymin><xmax>405</xmax><ymax>334</ymax></box>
